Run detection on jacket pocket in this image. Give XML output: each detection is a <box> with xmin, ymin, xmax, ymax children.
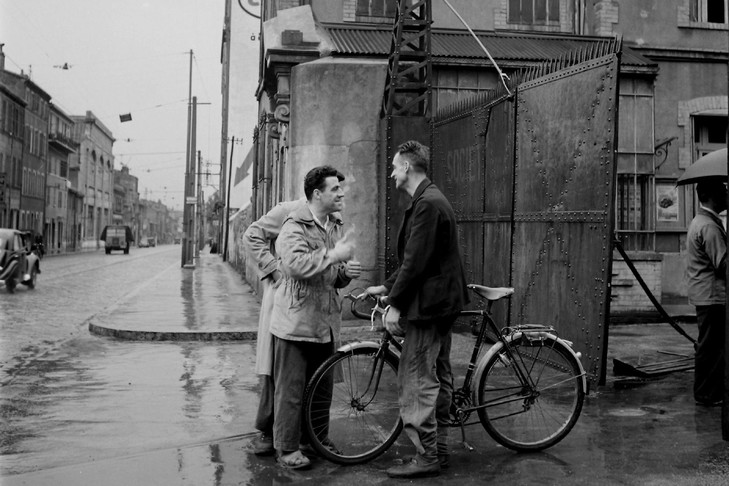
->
<box><xmin>418</xmin><ymin>275</ymin><xmax>449</xmax><ymax>315</ymax></box>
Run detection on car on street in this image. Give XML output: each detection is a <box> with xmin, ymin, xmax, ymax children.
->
<box><xmin>100</xmin><ymin>225</ymin><xmax>133</xmax><ymax>254</ymax></box>
<box><xmin>0</xmin><ymin>228</ymin><xmax>42</xmax><ymax>293</ymax></box>
<box><xmin>138</xmin><ymin>238</ymin><xmax>149</xmax><ymax>248</ymax></box>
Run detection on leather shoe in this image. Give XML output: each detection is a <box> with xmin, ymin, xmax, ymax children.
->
<box><xmin>387</xmin><ymin>457</ymin><xmax>440</xmax><ymax>478</ymax></box>
<box><xmin>251</xmin><ymin>433</ymin><xmax>274</xmax><ymax>456</ymax></box>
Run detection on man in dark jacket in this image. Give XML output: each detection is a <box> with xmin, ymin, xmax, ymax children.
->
<box><xmin>365</xmin><ymin>140</ymin><xmax>469</xmax><ymax>478</ymax></box>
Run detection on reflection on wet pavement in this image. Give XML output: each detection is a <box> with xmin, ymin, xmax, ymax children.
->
<box><xmin>1</xmin><ymin>335</ymin><xmax>258</xmax><ymax>476</ymax></box>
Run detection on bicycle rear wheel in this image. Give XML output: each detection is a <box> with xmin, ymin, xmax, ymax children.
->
<box><xmin>303</xmin><ymin>346</ymin><xmax>402</xmax><ymax>465</ymax></box>
<box><xmin>475</xmin><ymin>335</ymin><xmax>584</xmax><ymax>451</ymax></box>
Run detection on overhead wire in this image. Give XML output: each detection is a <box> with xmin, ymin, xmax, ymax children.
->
<box><xmin>440</xmin><ymin>0</ymin><xmax>512</xmax><ymax>96</ymax></box>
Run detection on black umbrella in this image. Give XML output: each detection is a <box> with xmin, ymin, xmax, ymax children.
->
<box><xmin>676</xmin><ymin>148</ymin><xmax>728</xmax><ymax>185</ymax></box>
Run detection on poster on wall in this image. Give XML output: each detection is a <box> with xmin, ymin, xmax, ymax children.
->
<box><xmin>656</xmin><ymin>182</ymin><xmax>679</xmax><ymax>223</ymax></box>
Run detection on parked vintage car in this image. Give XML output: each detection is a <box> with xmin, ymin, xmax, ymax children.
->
<box><xmin>0</xmin><ymin>228</ymin><xmax>42</xmax><ymax>293</ymax></box>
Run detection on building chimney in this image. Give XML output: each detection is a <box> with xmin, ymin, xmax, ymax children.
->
<box><xmin>0</xmin><ymin>44</ymin><xmax>5</xmax><ymax>71</ymax></box>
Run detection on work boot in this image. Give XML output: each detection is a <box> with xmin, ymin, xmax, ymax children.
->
<box><xmin>386</xmin><ymin>455</ymin><xmax>440</xmax><ymax>478</ymax></box>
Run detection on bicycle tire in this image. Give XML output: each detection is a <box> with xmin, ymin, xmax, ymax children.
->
<box><xmin>475</xmin><ymin>335</ymin><xmax>584</xmax><ymax>452</ymax></box>
<box><xmin>303</xmin><ymin>346</ymin><xmax>403</xmax><ymax>465</ymax></box>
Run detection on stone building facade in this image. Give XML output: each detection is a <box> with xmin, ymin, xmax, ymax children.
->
<box><xmin>70</xmin><ymin>111</ymin><xmax>115</xmax><ymax>249</ymax></box>
<box><xmin>46</xmin><ymin>104</ymin><xmax>78</xmax><ymax>254</ymax></box>
<box><xmin>230</xmin><ymin>0</ymin><xmax>727</xmax><ymax>313</ymax></box>
<box><xmin>0</xmin><ymin>81</ymin><xmax>25</xmax><ymax>229</ymax></box>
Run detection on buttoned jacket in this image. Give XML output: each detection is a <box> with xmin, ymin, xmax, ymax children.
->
<box><xmin>384</xmin><ymin>178</ymin><xmax>469</xmax><ymax>321</ymax></box>
<box><xmin>270</xmin><ymin>203</ymin><xmax>351</xmax><ymax>342</ymax></box>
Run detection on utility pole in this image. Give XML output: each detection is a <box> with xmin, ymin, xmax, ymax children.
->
<box><xmin>181</xmin><ymin>49</ymin><xmax>194</xmax><ymax>267</ymax></box>
<box><xmin>223</xmin><ymin>136</ymin><xmax>234</xmax><ymax>261</ymax></box>
<box><xmin>184</xmin><ymin>97</ymin><xmax>198</xmax><ymax>265</ymax></box>
<box><xmin>195</xmin><ymin>150</ymin><xmax>202</xmax><ymax>258</ymax></box>
<box><xmin>219</xmin><ymin>0</ymin><xmax>232</xmax><ymax>258</ymax></box>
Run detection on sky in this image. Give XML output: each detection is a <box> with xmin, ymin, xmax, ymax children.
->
<box><xmin>1</xmin><ymin>0</ymin><xmax>261</xmax><ymax>211</ymax></box>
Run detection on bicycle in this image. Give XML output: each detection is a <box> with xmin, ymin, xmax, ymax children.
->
<box><xmin>302</xmin><ymin>284</ymin><xmax>587</xmax><ymax>465</ymax></box>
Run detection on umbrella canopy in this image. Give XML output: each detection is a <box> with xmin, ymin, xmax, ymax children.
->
<box><xmin>676</xmin><ymin>148</ymin><xmax>728</xmax><ymax>186</ymax></box>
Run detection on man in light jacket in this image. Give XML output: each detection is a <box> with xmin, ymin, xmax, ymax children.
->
<box><xmin>243</xmin><ymin>197</ymin><xmax>306</xmax><ymax>456</ymax></box>
<box><xmin>686</xmin><ymin>179</ymin><xmax>726</xmax><ymax>407</ymax></box>
<box><xmin>270</xmin><ymin>165</ymin><xmax>360</xmax><ymax>469</ymax></box>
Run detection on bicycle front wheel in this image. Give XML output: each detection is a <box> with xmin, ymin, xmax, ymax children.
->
<box><xmin>303</xmin><ymin>346</ymin><xmax>403</xmax><ymax>465</ymax></box>
<box><xmin>475</xmin><ymin>335</ymin><xmax>584</xmax><ymax>452</ymax></box>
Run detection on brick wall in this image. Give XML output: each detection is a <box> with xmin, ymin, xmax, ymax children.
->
<box><xmin>592</xmin><ymin>0</ymin><xmax>618</xmax><ymax>36</ymax></box>
<box><xmin>610</xmin><ymin>252</ymin><xmax>663</xmax><ymax>314</ymax></box>
<box><xmin>343</xmin><ymin>0</ymin><xmax>356</xmax><ymax>22</ymax></box>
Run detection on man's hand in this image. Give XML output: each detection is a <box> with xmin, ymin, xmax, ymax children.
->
<box><xmin>328</xmin><ymin>227</ymin><xmax>356</xmax><ymax>263</ymax></box>
<box><xmin>344</xmin><ymin>260</ymin><xmax>361</xmax><ymax>279</ymax></box>
<box><xmin>269</xmin><ymin>269</ymin><xmax>282</xmax><ymax>283</ymax></box>
<box><xmin>384</xmin><ymin>305</ymin><xmax>405</xmax><ymax>337</ymax></box>
<box><xmin>362</xmin><ymin>285</ymin><xmax>387</xmax><ymax>299</ymax></box>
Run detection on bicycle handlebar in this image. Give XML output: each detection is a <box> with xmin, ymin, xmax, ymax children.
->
<box><xmin>344</xmin><ymin>289</ymin><xmax>389</xmax><ymax>322</ymax></box>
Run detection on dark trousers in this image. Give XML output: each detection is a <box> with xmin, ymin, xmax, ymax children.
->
<box><xmin>272</xmin><ymin>336</ymin><xmax>333</xmax><ymax>452</ymax></box>
<box><xmin>254</xmin><ymin>374</ymin><xmax>274</xmax><ymax>434</ymax></box>
<box><xmin>398</xmin><ymin>317</ymin><xmax>455</xmax><ymax>462</ymax></box>
<box><xmin>694</xmin><ymin>304</ymin><xmax>726</xmax><ymax>403</ymax></box>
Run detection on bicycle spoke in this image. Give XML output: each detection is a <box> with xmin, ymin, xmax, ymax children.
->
<box><xmin>476</xmin><ymin>338</ymin><xmax>584</xmax><ymax>451</ymax></box>
<box><xmin>304</xmin><ymin>349</ymin><xmax>403</xmax><ymax>464</ymax></box>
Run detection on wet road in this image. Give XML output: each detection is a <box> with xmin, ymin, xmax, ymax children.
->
<box><xmin>1</xmin><ymin>246</ymin><xmax>183</xmax><ymax>378</ymax></box>
<box><xmin>0</xmin><ymin>248</ymin><xmax>259</xmax><ymax>476</ymax></box>
<box><xmin>2</xmin><ymin>248</ymin><xmax>728</xmax><ymax>485</ymax></box>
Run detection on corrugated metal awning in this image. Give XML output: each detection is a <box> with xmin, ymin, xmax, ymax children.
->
<box><xmin>322</xmin><ymin>24</ymin><xmax>657</xmax><ymax>72</ymax></box>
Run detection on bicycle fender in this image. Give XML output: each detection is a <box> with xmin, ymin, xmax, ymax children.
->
<box><xmin>336</xmin><ymin>340</ymin><xmax>402</xmax><ymax>359</ymax></box>
<box><xmin>337</xmin><ymin>340</ymin><xmax>381</xmax><ymax>353</ymax></box>
<box><xmin>471</xmin><ymin>332</ymin><xmax>587</xmax><ymax>405</ymax></box>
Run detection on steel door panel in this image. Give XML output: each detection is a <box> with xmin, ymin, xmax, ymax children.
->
<box><xmin>510</xmin><ymin>55</ymin><xmax>619</xmax><ymax>385</ymax></box>
<box><xmin>430</xmin><ymin>52</ymin><xmax>620</xmax><ymax>388</ymax></box>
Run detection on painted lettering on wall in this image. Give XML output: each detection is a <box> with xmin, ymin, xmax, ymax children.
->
<box><xmin>445</xmin><ymin>145</ymin><xmax>480</xmax><ymax>182</ymax></box>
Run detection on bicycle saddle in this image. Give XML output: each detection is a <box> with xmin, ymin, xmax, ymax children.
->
<box><xmin>467</xmin><ymin>284</ymin><xmax>515</xmax><ymax>301</ymax></box>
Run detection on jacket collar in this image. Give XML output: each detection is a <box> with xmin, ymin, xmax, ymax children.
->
<box><xmin>289</xmin><ymin>202</ymin><xmax>343</xmax><ymax>227</ymax></box>
<box><xmin>697</xmin><ymin>207</ymin><xmax>726</xmax><ymax>230</ymax></box>
<box><xmin>406</xmin><ymin>178</ymin><xmax>432</xmax><ymax>211</ymax></box>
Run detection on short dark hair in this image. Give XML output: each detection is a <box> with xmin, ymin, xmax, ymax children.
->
<box><xmin>304</xmin><ymin>165</ymin><xmax>345</xmax><ymax>200</ymax></box>
<box><xmin>396</xmin><ymin>140</ymin><xmax>430</xmax><ymax>174</ymax></box>
<box><xmin>696</xmin><ymin>179</ymin><xmax>726</xmax><ymax>203</ymax></box>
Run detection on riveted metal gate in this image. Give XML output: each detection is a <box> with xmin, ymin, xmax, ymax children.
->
<box><xmin>431</xmin><ymin>48</ymin><xmax>620</xmax><ymax>388</ymax></box>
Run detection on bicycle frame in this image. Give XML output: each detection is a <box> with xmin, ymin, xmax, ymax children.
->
<box><xmin>315</xmin><ymin>288</ymin><xmax>587</xmax><ymax>462</ymax></box>
<box><xmin>458</xmin><ymin>300</ymin><xmax>586</xmax><ymax>416</ymax></box>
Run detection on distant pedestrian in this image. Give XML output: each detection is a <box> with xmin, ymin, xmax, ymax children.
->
<box><xmin>269</xmin><ymin>165</ymin><xmax>360</xmax><ymax>469</ymax></box>
<box><xmin>243</xmin><ymin>198</ymin><xmax>305</xmax><ymax>456</ymax></box>
<box><xmin>363</xmin><ymin>140</ymin><xmax>469</xmax><ymax>478</ymax></box>
<box><xmin>686</xmin><ymin>179</ymin><xmax>726</xmax><ymax>407</ymax></box>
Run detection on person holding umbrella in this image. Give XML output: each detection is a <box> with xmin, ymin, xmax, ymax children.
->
<box><xmin>686</xmin><ymin>178</ymin><xmax>726</xmax><ymax>406</ymax></box>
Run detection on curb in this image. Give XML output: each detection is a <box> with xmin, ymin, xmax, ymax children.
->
<box><xmin>88</xmin><ymin>323</ymin><xmax>257</xmax><ymax>341</ymax></box>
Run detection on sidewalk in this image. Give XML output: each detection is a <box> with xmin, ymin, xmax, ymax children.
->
<box><xmin>7</xmin><ymin>250</ymin><xmax>727</xmax><ymax>486</ymax></box>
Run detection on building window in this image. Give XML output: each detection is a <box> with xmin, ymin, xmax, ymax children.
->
<box><xmin>615</xmin><ymin>77</ymin><xmax>656</xmax><ymax>251</ymax></box>
<box><xmin>356</xmin><ymin>0</ymin><xmax>397</xmax><ymax>18</ymax></box>
<box><xmin>509</xmin><ymin>0</ymin><xmax>559</xmax><ymax>24</ymax></box>
<box><xmin>690</xmin><ymin>0</ymin><xmax>727</xmax><ymax>23</ymax></box>
<box><xmin>694</xmin><ymin>115</ymin><xmax>728</xmax><ymax>157</ymax></box>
